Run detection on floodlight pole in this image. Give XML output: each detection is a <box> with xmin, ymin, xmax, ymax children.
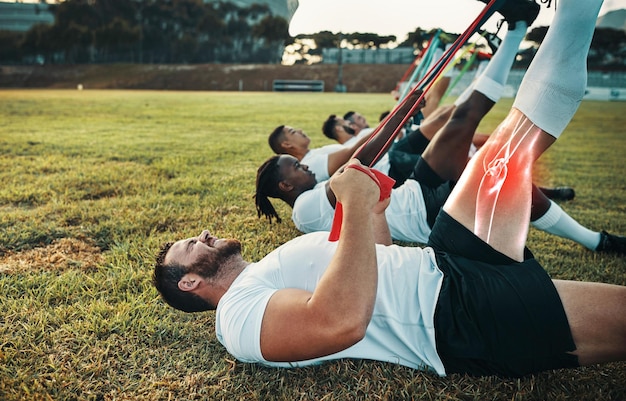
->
<box><xmin>335</xmin><ymin>32</ymin><xmax>347</xmax><ymax>92</ymax></box>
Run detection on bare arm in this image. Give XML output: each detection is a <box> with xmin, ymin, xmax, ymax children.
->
<box><xmin>260</xmin><ymin>160</ymin><xmax>381</xmax><ymax>362</ymax></box>
<box><xmin>372</xmin><ymin>197</ymin><xmax>392</xmax><ymax>246</ymax></box>
<box><xmin>326</xmin><ymin>91</ymin><xmax>423</xmax><ymax>176</ymax></box>
<box><xmin>354</xmin><ymin>90</ymin><xmax>424</xmax><ymax>167</ymax></box>
<box><xmin>324</xmin><ymin>179</ymin><xmax>392</xmax><ymax>246</ymax></box>
<box><xmin>325</xmin><ymin>130</ymin><xmax>376</xmax><ymax>177</ymax></box>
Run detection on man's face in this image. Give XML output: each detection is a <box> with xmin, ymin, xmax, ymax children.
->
<box><xmin>335</xmin><ymin>118</ymin><xmax>356</xmax><ymax>136</ymax></box>
<box><xmin>277</xmin><ymin>154</ymin><xmax>317</xmax><ymax>191</ymax></box>
<box><xmin>349</xmin><ymin>113</ymin><xmax>369</xmax><ymax>129</ymax></box>
<box><xmin>282</xmin><ymin>126</ymin><xmax>310</xmax><ymax>150</ymax></box>
<box><xmin>166</xmin><ymin>230</ymin><xmax>242</xmax><ymax>277</ymax></box>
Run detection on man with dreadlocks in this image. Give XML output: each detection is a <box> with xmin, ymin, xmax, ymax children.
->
<box><xmin>153</xmin><ymin>0</ymin><xmax>626</xmax><ymax>379</ymax></box>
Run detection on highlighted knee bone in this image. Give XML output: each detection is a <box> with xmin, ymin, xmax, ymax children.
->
<box><xmin>474</xmin><ymin>113</ymin><xmax>537</xmax><ymax>242</ymax></box>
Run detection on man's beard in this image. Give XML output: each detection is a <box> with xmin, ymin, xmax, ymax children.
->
<box><xmin>343</xmin><ymin>125</ymin><xmax>356</xmax><ymax>136</ymax></box>
<box><xmin>190</xmin><ymin>239</ymin><xmax>242</xmax><ymax>279</ymax></box>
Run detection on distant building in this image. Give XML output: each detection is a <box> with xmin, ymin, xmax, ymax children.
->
<box><xmin>0</xmin><ymin>2</ymin><xmax>54</xmax><ymax>33</ymax></box>
<box><xmin>203</xmin><ymin>0</ymin><xmax>298</xmax><ymax>22</ymax></box>
<box><xmin>322</xmin><ymin>47</ymin><xmax>417</xmax><ymax>65</ymax></box>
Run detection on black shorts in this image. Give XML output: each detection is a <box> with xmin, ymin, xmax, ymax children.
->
<box><xmin>387</xmin><ymin>128</ymin><xmax>430</xmax><ymax>187</ymax></box>
<box><xmin>427</xmin><ymin>211</ymin><xmax>578</xmax><ymax>378</ymax></box>
<box><xmin>410</xmin><ymin>157</ymin><xmax>453</xmax><ymax>229</ymax></box>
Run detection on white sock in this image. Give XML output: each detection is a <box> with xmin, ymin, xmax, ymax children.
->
<box><xmin>455</xmin><ymin>23</ymin><xmax>526</xmax><ymax>105</ymax></box>
<box><xmin>513</xmin><ymin>0</ymin><xmax>604</xmax><ymax>138</ymax></box>
<box><xmin>480</xmin><ymin>22</ymin><xmax>526</xmax><ymax>86</ymax></box>
<box><xmin>531</xmin><ymin>200</ymin><xmax>601</xmax><ymax>250</ymax></box>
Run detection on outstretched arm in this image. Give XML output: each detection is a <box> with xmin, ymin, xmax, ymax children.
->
<box><xmin>325</xmin><ymin>90</ymin><xmax>424</xmax><ymax>176</ymax></box>
<box><xmin>325</xmin><ymin>130</ymin><xmax>375</xmax><ymax>177</ymax></box>
<box><xmin>260</xmin><ymin>160</ymin><xmax>383</xmax><ymax>362</ymax></box>
<box><xmin>353</xmin><ymin>90</ymin><xmax>425</xmax><ymax>167</ymax></box>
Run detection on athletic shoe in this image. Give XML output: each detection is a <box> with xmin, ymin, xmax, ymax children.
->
<box><xmin>596</xmin><ymin>231</ymin><xmax>626</xmax><ymax>255</ymax></box>
<box><xmin>539</xmin><ymin>186</ymin><xmax>576</xmax><ymax>201</ymax></box>
<box><xmin>477</xmin><ymin>0</ymin><xmax>541</xmax><ymax>30</ymax></box>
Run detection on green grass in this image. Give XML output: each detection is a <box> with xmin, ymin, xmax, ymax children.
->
<box><xmin>0</xmin><ymin>89</ymin><xmax>625</xmax><ymax>400</ymax></box>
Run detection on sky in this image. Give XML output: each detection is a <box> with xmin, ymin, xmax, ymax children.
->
<box><xmin>289</xmin><ymin>0</ymin><xmax>626</xmax><ymax>41</ymax></box>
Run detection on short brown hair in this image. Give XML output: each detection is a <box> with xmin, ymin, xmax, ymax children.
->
<box><xmin>152</xmin><ymin>242</ymin><xmax>214</xmax><ymax>312</ymax></box>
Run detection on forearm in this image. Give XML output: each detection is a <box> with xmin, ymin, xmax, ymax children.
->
<box><xmin>310</xmin><ymin>167</ymin><xmax>381</xmax><ymax>333</ymax></box>
<box><xmin>311</xmin><ymin>203</ymin><xmax>378</xmax><ymax>329</ymax></box>
<box><xmin>373</xmin><ymin>210</ymin><xmax>392</xmax><ymax>246</ymax></box>
<box><xmin>355</xmin><ymin>91</ymin><xmax>423</xmax><ymax>166</ymax></box>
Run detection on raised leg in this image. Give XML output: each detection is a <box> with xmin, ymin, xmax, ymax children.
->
<box><xmin>420</xmin><ymin>20</ymin><xmax>528</xmax><ymax>182</ymax></box>
<box><xmin>443</xmin><ymin>0</ymin><xmax>603</xmax><ymax>260</ymax></box>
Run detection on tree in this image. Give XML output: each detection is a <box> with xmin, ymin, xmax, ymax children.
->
<box><xmin>310</xmin><ymin>31</ymin><xmax>341</xmax><ymax>49</ymax></box>
<box><xmin>94</xmin><ymin>17</ymin><xmax>140</xmax><ymax>62</ymax></box>
<box><xmin>345</xmin><ymin>32</ymin><xmax>396</xmax><ymax>49</ymax></box>
<box><xmin>525</xmin><ymin>26</ymin><xmax>549</xmax><ymax>47</ymax></box>
<box><xmin>0</xmin><ymin>30</ymin><xmax>24</xmax><ymax>64</ymax></box>
<box><xmin>252</xmin><ymin>15</ymin><xmax>290</xmax><ymax>63</ymax></box>
<box><xmin>283</xmin><ymin>36</ymin><xmax>319</xmax><ymax>64</ymax></box>
<box><xmin>399</xmin><ymin>27</ymin><xmax>431</xmax><ymax>50</ymax></box>
<box><xmin>252</xmin><ymin>15</ymin><xmax>289</xmax><ymax>43</ymax></box>
<box><xmin>590</xmin><ymin>27</ymin><xmax>626</xmax><ymax>67</ymax></box>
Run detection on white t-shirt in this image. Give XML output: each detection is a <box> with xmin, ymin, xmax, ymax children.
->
<box><xmin>292</xmin><ymin>180</ymin><xmax>432</xmax><ymax>244</ymax></box>
<box><xmin>215</xmin><ymin>231</ymin><xmax>446</xmax><ymax>375</ymax></box>
<box><xmin>301</xmin><ymin>144</ymin><xmax>345</xmax><ymax>182</ymax></box>
<box><xmin>342</xmin><ymin>127</ymin><xmax>374</xmax><ymax>147</ymax></box>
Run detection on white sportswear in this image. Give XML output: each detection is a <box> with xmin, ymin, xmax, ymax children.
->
<box><xmin>215</xmin><ymin>231</ymin><xmax>446</xmax><ymax>375</ymax></box>
<box><xmin>292</xmin><ymin>180</ymin><xmax>432</xmax><ymax>244</ymax></box>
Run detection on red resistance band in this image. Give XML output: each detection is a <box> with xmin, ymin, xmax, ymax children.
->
<box><xmin>328</xmin><ymin>164</ymin><xmax>396</xmax><ymax>242</ymax></box>
<box><xmin>328</xmin><ymin>0</ymin><xmax>502</xmax><ymax>242</ymax></box>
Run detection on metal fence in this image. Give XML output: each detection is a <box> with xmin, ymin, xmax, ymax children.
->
<box><xmin>441</xmin><ymin>69</ymin><xmax>626</xmax><ymax>101</ymax></box>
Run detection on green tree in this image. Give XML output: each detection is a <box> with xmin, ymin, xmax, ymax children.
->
<box><xmin>94</xmin><ymin>17</ymin><xmax>140</xmax><ymax>62</ymax></box>
<box><xmin>590</xmin><ymin>27</ymin><xmax>626</xmax><ymax>67</ymax></box>
<box><xmin>399</xmin><ymin>27</ymin><xmax>431</xmax><ymax>50</ymax></box>
<box><xmin>252</xmin><ymin>15</ymin><xmax>289</xmax><ymax>43</ymax></box>
<box><xmin>525</xmin><ymin>25</ymin><xmax>549</xmax><ymax>47</ymax></box>
<box><xmin>0</xmin><ymin>30</ymin><xmax>24</xmax><ymax>64</ymax></box>
<box><xmin>345</xmin><ymin>32</ymin><xmax>396</xmax><ymax>49</ymax></box>
<box><xmin>252</xmin><ymin>15</ymin><xmax>290</xmax><ymax>63</ymax></box>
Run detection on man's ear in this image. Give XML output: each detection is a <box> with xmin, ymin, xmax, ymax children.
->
<box><xmin>280</xmin><ymin>140</ymin><xmax>293</xmax><ymax>151</ymax></box>
<box><xmin>278</xmin><ymin>180</ymin><xmax>293</xmax><ymax>193</ymax></box>
<box><xmin>178</xmin><ymin>273</ymin><xmax>202</xmax><ymax>292</ymax></box>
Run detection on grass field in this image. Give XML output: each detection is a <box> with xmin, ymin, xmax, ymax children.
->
<box><xmin>0</xmin><ymin>89</ymin><xmax>625</xmax><ymax>400</ymax></box>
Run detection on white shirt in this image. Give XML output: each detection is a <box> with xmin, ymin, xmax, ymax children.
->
<box><xmin>342</xmin><ymin>127</ymin><xmax>374</xmax><ymax>147</ymax></box>
<box><xmin>215</xmin><ymin>232</ymin><xmax>446</xmax><ymax>375</ymax></box>
<box><xmin>292</xmin><ymin>180</ymin><xmax>432</xmax><ymax>244</ymax></box>
<box><xmin>301</xmin><ymin>144</ymin><xmax>345</xmax><ymax>182</ymax></box>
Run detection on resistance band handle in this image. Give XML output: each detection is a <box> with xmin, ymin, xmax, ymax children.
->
<box><xmin>328</xmin><ymin>164</ymin><xmax>395</xmax><ymax>242</ymax></box>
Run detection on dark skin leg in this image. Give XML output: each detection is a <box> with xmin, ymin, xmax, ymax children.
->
<box><xmin>354</xmin><ymin>91</ymin><xmax>425</xmax><ymax>167</ymax></box>
<box><xmin>420</xmin><ymin>91</ymin><xmax>495</xmax><ymax>182</ymax></box>
<box><xmin>530</xmin><ymin>184</ymin><xmax>552</xmax><ymax>220</ymax></box>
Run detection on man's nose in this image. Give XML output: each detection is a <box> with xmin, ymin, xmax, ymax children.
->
<box><xmin>198</xmin><ymin>230</ymin><xmax>211</xmax><ymax>243</ymax></box>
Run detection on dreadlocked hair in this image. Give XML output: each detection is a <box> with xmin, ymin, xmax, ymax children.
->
<box><xmin>254</xmin><ymin>155</ymin><xmax>283</xmax><ymax>223</ymax></box>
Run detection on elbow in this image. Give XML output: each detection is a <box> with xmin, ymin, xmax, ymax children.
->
<box><xmin>350</xmin><ymin>321</ymin><xmax>369</xmax><ymax>343</ymax></box>
<box><xmin>335</xmin><ymin>314</ymin><xmax>370</xmax><ymax>346</ymax></box>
